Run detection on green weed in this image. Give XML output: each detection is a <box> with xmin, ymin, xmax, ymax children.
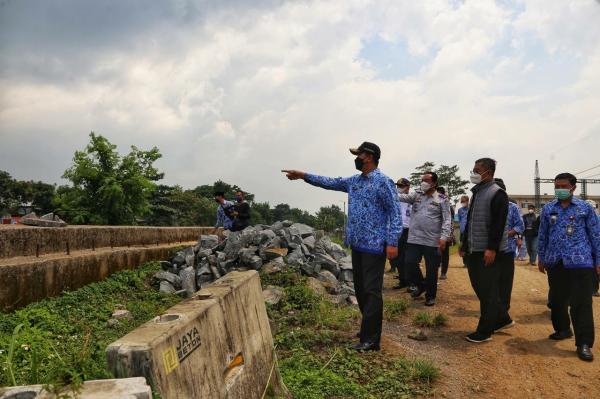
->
<box><xmin>412</xmin><ymin>311</ymin><xmax>448</xmax><ymax>328</ymax></box>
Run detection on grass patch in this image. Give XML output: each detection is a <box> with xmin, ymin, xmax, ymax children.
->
<box><xmin>383</xmin><ymin>298</ymin><xmax>410</xmax><ymax>321</ymax></box>
<box><xmin>412</xmin><ymin>311</ymin><xmax>448</xmax><ymax>328</ymax></box>
<box><xmin>262</xmin><ymin>268</ymin><xmax>438</xmax><ymax>398</ymax></box>
<box><xmin>0</xmin><ymin>261</ymin><xmax>182</xmax><ymax>391</ymax></box>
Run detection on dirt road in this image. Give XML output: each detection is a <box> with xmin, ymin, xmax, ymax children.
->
<box><xmin>381</xmin><ymin>254</ymin><xmax>600</xmax><ymax>399</ymax></box>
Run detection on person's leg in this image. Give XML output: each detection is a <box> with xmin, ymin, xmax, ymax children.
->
<box><xmin>396</xmin><ymin>229</ymin><xmax>409</xmax><ymax>285</ymax></box>
<box><xmin>547</xmin><ymin>264</ymin><xmax>571</xmax><ymax>335</ymax></box>
<box><xmin>593</xmin><ymin>271</ymin><xmax>600</xmax><ymax>296</ymax></box>
<box><xmin>405</xmin><ymin>244</ymin><xmax>424</xmax><ymax>293</ymax></box>
<box><xmin>525</xmin><ymin>236</ymin><xmax>534</xmax><ymax>263</ymax></box>
<box><xmin>467</xmin><ymin>253</ymin><xmax>501</xmax><ymax>337</ymax></box>
<box><xmin>497</xmin><ymin>253</ymin><xmax>515</xmax><ymax>323</ymax></box>
<box><xmin>351</xmin><ymin>250</ymin><xmax>366</xmax><ymax>316</ymax></box>
<box><xmin>530</xmin><ymin>236</ymin><xmax>539</xmax><ymax>265</ymax></box>
<box><xmin>358</xmin><ymin>252</ymin><xmax>387</xmax><ymax>345</ymax></box>
<box><xmin>568</xmin><ymin>268</ymin><xmax>595</xmax><ymax>348</ymax></box>
<box><xmin>441</xmin><ymin>244</ymin><xmax>450</xmax><ymax>277</ymax></box>
<box><xmin>423</xmin><ymin>246</ymin><xmax>441</xmax><ymax>301</ymax></box>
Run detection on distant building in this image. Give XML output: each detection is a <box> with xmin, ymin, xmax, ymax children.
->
<box><xmin>510</xmin><ymin>194</ymin><xmax>600</xmax><ymax>215</ymax></box>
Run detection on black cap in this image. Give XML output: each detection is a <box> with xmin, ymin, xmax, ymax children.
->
<box><xmin>349</xmin><ymin>141</ymin><xmax>381</xmax><ymax>160</ymax></box>
<box><xmin>396</xmin><ymin>178</ymin><xmax>410</xmax><ymax>187</ymax></box>
<box><xmin>214</xmin><ymin>191</ymin><xmax>225</xmax><ymax>197</ymax></box>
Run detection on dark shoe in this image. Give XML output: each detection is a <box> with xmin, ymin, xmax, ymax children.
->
<box><xmin>593</xmin><ymin>292</ymin><xmax>600</xmax><ymax>297</ymax></box>
<box><xmin>577</xmin><ymin>345</ymin><xmax>594</xmax><ymax>361</ymax></box>
<box><xmin>411</xmin><ymin>287</ymin><xmax>425</xmax><ymax>299</ymax></box>
<box><xmin>439</xmin><ymin>274</ymin><xmax>447</xmax><ymax>280</ymax></box>
<box><xmin>549</xmin><ymin>330</ymin><xmax>573</xmax><ymax>340</ymax></box>
<box><xmin>407</xmin><ymin>285</ymin><xmax>417</xmax><ymax>293</ymax></box>
<box><xmin>424</xmin><ymin>298</ymin><xmax>435</xmax><ymax>306</ymax></box>
<box><xmin>352</xmin><ymin>342</ymin><xmax>380</xmax><ymax>352</ymax></box>
<box><xmin>393</xmin><ymin>275</ymin><xmax>400</xmax><ymax>280</ymax></box>
<box><xmin>355</xmin><ymin>332</ymin><xmax>360</xmax><ymax>338</ymax></box>
<box><xmin>494</xmin><ymin>319</ymin><xmax>515</xmax><ymax>332</ymax></box>
<box><xmin>465</xmin><ymin>332</ymin><xmax>492</xmax><ymax>343</ymax></box>
<box><xmin>393</xmin><ymin>283</ymin><xmax>408</xmax><ymax>290</ymax></box>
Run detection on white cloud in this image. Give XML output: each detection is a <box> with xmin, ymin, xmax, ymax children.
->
<box><xmin>1</xmin><ymin>0</ymin><xmax>600</xmax><ymax>213</ymax></box>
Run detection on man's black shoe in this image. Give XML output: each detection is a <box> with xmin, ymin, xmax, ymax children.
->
<box><xmin>411</xmin><ymin>287</ymin><xmax>425</xmax><ymax>299</ymax></box>
<box><xmin>424</xmin><ymin>298</ymin><xmax>435</xmax><ymax>306</ymax></box>
<box><xmin>593</xmin><ymin>291</ymin><xmax>600</xmax><ymax>297</ymax></box>
<box><xmin>549</xmin><ymin>330</ymin><xmax>573</xmax><ymax>340</ymax></box>
<box><xmin>494</xmin><ymin>319</ymin><xmax>515</xmax><ymax>332</ymax></box>
<box><xmin>577</xmin><ymin>345</ymin><xmax>594</xmax><ymax>361</ymax></box>
<box><xmin>355</xmin><ymin>332</ymin><xmax>360</xmax><ymax>338</ymax></box>
<box><xmin>352</xmin><ymin>342</ymin><xmax>380</xmax><ymax>352</ymax></box>
<box><xmin>393</xmin><ymin>283</ymin><xmax>408</xmax><ymax>290</ymax></box>
<box><xmin>465</xmin><ymin>332</ymin><xmax>492</xmax><ymax>343</ymax></box>
<box><xmin>393</xmin><ymin>275</ymin><xmax>400</xmax><ymax>280</ymax></box>
<box><xmin>407</xmin><ymin>286</ymin><xmax>417</xmax><ymax>293</ymax></box>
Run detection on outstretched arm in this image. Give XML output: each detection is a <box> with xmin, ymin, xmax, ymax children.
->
<box><xmin>282</xmin><ymin>170</ymin><xmax>351</xmax><ymax>193</ymax></box>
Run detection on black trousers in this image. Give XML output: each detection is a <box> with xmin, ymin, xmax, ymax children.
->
<box><xmin>405</xmin><ymin>243</ymin><xmax>441</xmax><ymax>300</ymax></box>
<box><xmin>498</xmin><ymin>253</ymin><xmax>515</xmax><ymax>317</ymax></box>
<box><xmin>547</xmin><ymin>263</ymin><xmax>595</xmax><ymax>347</ymax></box>
<box><xmin>466</xmin><ymin>252</ymin><xmax>510</xmax><ymax>336</ymax></box>
<box><xmin>390</xmin><ymin>229</ymin><xmax>410</xmax><ymax>284</ymax></box>
<box><xmin>352</xmin><ymin>249</ymin><xmax>386</xmax><ymax>344</ymax></box>
<box><xmin>441</xmin><ymin>243</ymin><xmax>450</xmax><ymax>275</ymax></box>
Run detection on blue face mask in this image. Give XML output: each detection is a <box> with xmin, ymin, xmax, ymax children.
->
<box><xmin>555</xmin><ymin>188</ymin><xmax>571</xmax><ymax>200</ymax></box>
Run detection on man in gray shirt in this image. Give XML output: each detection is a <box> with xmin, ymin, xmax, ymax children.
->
<box><xmin>398</xmin><ymin>171</ymin><xmax>452</xmax><ymax>306</ymax></box>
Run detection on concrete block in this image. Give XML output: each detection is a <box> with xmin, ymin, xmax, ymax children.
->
<box><xmin>0</xmin><ymin>377</ymin><xmax>151</xmax><ymax>398</ymax></box>
<box><xmin>106</xmin><ymin>270</ymin><xmax>287</xmax><ymax>399</ymax></box>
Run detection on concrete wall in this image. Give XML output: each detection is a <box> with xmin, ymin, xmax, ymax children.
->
<box><xmin>106</xmin><ymin>271</ymin><xmax>288</xmax><ymax>399</ymax></box>
<box><xmin>0</xmin><ymin>226</ymin><xmax>213</xmax><ymax>259</ymax></box>
<box><xmin>0</xmin><ymin>377</ymin><xmax>151</xmax><ymax>398</ymax></box>
<box><xmin>0</xmin><ymin>243</ymin><xmax>193</xmax><ymax>312</ymax></box>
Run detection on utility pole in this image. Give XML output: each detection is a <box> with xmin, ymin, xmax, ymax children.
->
<box><xmin>534</xmin><ymin>160</ymin><xmax>541</xmax><ymax>211</ymax></box>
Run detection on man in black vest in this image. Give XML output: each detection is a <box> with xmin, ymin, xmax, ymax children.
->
<box><xmin>460</xmin><ymin>158</ymin><xmax>510</xmax><ymax>343</ymax></box>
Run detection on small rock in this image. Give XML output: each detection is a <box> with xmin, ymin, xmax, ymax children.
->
<box><xmin>159</xmin><ymin>261</ymin><xmax>172</xmax><ymax>271</ymax></box>
<box><xmin>155</xmin><ymin>271</ymin><xmax>182</xmax><ymax>288</ymax></box>
<box><xmin>329</xmin><ymin>243</ymin><xmax>347</xmax><ymax>261</ymax></box>
<box><xmin>286</xmin><ymin>249</ymin><xmax>305</xmax><ymax>265</ymax></box>
<box><xmin>198</xmin><ymin>235</ymin><xmax>219</xmax><ymax>249</ymax></box>
<box><xmin>302</xmin><ymin>235</ymin><xmax>316</xmax><ymax>250</ymax></box>
<box><xmin>171</xmin><ymin>252</ymin><xmax>186</xmax><ymax>266</ymax></box>
<box><xmin>159</xmin><ymin>280</ymin><xmax>176</xmax><ymax>294</ymax></box>
<box><xmin>326</xmin><ymin>294</ymin><xmax>348</xmax><ymax>305</ymax></box>
<box><xmin>263</xmin><ymin>247</ymin><xmax>288</xmax><ymax>260</ymax></box>
<box><xmin>291</xmin><ymin>223</ymin><xmax>315</xmax><ymax>238</ymax></box>
<box><xmin>339</xmin><ymin>256</ymin><xmax>353</xmax><ymax>270</ymax></box>
<box><xmin>408</xmin><ymin>329</ymin><xmax>428</xmax><ymax>341</ymax></box>
<box><xmin>340</xmin><ymin>269</ymin><xmax>354</xmax><ymax>282</ymax></box>
<box><xmin>180</xmin><ymin>266</ymin><xmax>197</xmax><ymax>297</ymax></box>
<box><xmin>111</xmin><ymin>309</ymin><xmax>132</xmax><ymax>320</ymax></box>
<box><xmin>348</xmin><ymin>295</ymin><xmax>358</xmax><ymax>305</ymax></box>
<box><xmin>262</xmin><ymin>260</ymin><xmax>283</xmax><ymax>274</ymax></box>
<box><xmin>107</xmin><ymin>318</ymin><xmax>120</xmax><ymax>327</ymax></box>
<box><xmin>263</xmin><ymin>286</ymin><xmax>284</xmax><ymax>306</ymax></box>
<box><xmin>306</xmin><ymin>277</ymin><xmax>327</xmax><ymax>296</ymax></box>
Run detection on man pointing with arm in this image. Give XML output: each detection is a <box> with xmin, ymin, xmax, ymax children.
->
<box><xmin>283</xmin><ymin>141</ymin><xmax>402</xmax><ymax>352</ymax></box>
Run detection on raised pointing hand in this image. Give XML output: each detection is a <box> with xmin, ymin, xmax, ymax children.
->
<box><xmin>282</xmin><ymin>170</ymin><xmax>305</xmax><ymax>180</ymax></box>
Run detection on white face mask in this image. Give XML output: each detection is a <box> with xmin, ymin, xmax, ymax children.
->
<box><xmin>397</xmin><ymin>187</ymin><xmax>408</xmax><ymax>194</ymax></box>
<box><xmin>470</xmin><ymin>171</ymin><xmax>482</xmax><ymax>184</ymax></box>
<box><xmin>528</xmin><ymin>209</ymin><xmax>534</xmax><ymax>214</ymax></box>
<box><xmin>461</xmin><ymin>202</ymin><xmax>468</xmax><ymax>208</ymax></box>
<box><xmin>420</xmin><ymin>182</ymin><xmax>432</xmax><ymax>192</ymax></box>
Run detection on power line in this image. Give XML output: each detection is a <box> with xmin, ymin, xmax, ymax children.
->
<box><xmin>581</xmin><ymin>172</ymin><xmax>600</xmax><ymax>179</ymax></box>
<box><xmin>574</xmin><ymin>164</ymin><xmax>600</xmax><ymax>176</ymax></box>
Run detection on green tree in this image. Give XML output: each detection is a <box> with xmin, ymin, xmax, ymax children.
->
<box><xmin>55</xmin><ymin>132</ymin><xmax>162</xmax><ymax>225</ymax></box>
<box><xmin>0</xmin><ymin>170</ymin><xmax>56</xmax><ymax>215</ymax></box>
<box><xmin>410</xmin><ymin>162</ymin><xmax>468</xmax><ymax>202</ymax></box>
<box><xmin>315</xmin><ymin>205</ymin><xmax>345</xmax><ymax>232</ymax></box>
<box><xmin>192</xmin><ymin>180</ymin><xmax>255</xmax><ymax>202</ymax></box>
<box><xmin>409</xmin><ymin>161</ymin><xmax>436</xmax><ymax>186</ymax></box>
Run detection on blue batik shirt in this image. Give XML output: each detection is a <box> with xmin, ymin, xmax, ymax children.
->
<box><xmin>215</xmin><ymin>200</ymin><xmax>234</xmax><ymax>230</ymax></box>
<box><xmin>304</xmin><ymin>168</ymin><xmax>403</xmax><ymax>254</ymax></box>
<box><xmin>505</xmin><ymin>202</ymin><xmax>525</xmax><ymax>256</ymax></box>
<box><xmin>457</xmin><ymin>206</ymin><xmax>469</xmax><ymax>234</ymax></box>
<box><xmin>538</xmin><ymin>197</ymin><xmax>600</xmax><ymax>269</ymax></box>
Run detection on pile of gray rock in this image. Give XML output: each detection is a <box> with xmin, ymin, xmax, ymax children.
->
<box><xmin>155</xmin><ymin>221</ymin><xmax>356</xmax><ymax>305</ymax></box>
<box><xmin>22</xmin><ymin>212</ymin><xmax>67</xmax><ymax>227</ymax></box>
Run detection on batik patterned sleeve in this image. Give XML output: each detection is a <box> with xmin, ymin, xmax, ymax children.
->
<box><xmin>303</xmin><ymin>173</ymin><xmax>351</xmax><ymax>193</ymax></box>
<box><xmin>537</xmin><ymin>205</ymin><xmax>549</xmax><ymax>264</ymax></box>
<box><xmin>511</xmin><ymin>204</ymin><xmax>525</xmax><ymax>234</ymax></box>
<box><xmin>584</xmin><ymin>206</ymin><xmax>600</xmax><ymax>265</ymax></box>
<box><xmin>382</xmin><ymin>178</ymin><xmax>402</xmax><ymax>247</ymax></box>
<box><xmin>215</xmin><ymin>206</ymin><xmax>223</xmax><ymax>228</ymax></box>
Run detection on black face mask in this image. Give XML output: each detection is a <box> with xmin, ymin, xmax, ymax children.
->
<box><xmin>354</xmin><ymin>157</ymin><xmax>364</xmax><ymax>171</ymax></box>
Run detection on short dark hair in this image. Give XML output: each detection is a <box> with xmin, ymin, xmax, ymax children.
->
<box><xmin>554</xmin><ymin>172</ymin><xmax>577</xmax><ymax>186</ymax></box>
<box><xmin>424</xmin><ymin>171</ymin><xmax>438</xmax><ymax>183</ymax></box>
<box><xmin>214</xmin><ymin>191</ymin><xmax>225</xmax><ymax>197</ymax></box>
<box><xmin>475</xmin><ymin>158</ymin><xmax>497</xmax><ymax>173</ymax></box>
<box><xmin>528</xmin><ymin>204</ymin><xmax>535</xmax><ymax>210</ymax></box>
<box><xmin>436</xmin><ymin>186</ymin><xmax>446</xmax><ymax>195</ymax></box>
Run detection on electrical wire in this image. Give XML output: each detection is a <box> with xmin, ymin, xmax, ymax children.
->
<box><xmin>574</xmin><ymin>164</ymin><xmax>600</xmax><ymax>176</ymax></box>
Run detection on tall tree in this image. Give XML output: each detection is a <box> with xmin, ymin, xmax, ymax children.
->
<box><xmin>315</xmin><ymin>205</ymin><xmax>345</xmax><ymax>232</ymax></box>
<box><xmin>55</xmin><ymin>132</ymin><xmax>162</xmax><ymax>225</ymax></box>
<box><xmin>410</xmin><ymin>162</ymin><xmax>469</xmax><ymax>202</ymax></box>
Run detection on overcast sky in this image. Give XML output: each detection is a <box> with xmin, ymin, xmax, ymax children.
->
<box><xmin>1</xmin><ymin>0</ymin><xmax>599</xmax><ymax>212</ymax></box>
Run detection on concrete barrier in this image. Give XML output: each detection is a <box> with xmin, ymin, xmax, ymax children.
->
<box><xmin>0</xmin><ymin>243</ymin><xmax>193</xmax><ymax>311</ymax></box>
<box><xmin>0</xmin><ymin>377</ymin><xmax>151</xmax><ymax>398</ymax></box>
<box><xmin>0</xmin><ymin>226</ymin><xmax>213</xmax><ymax>259</ymax></box>
<box><xmin>106</xmin><ymin>270</ymin><xmax>287</xmax><ymax>399</ymax></box>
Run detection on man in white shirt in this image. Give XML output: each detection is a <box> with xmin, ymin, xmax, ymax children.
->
<box><xmin>391</xmin><ymin>178</ymin><xmax>413</xmax><ymax>290</ymax></box>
